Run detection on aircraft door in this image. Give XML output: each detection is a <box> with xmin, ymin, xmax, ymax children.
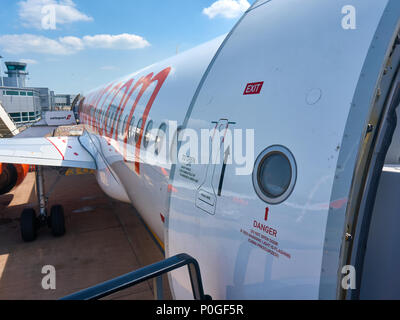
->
<box><xmin>195</xmin><ymin>119</ymin><xmax>232</xmax><ymax>215</ymax></box>
<box><xmin>166</xmin><ymin>0</ymin><xmax>396</xmax><ymax>300</ymax></box>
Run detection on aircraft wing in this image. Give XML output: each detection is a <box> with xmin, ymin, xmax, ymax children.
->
<box><xmin>0</xmin><ymin>136</ymin><xmax>96</xmax><ymax>170</ymax></box>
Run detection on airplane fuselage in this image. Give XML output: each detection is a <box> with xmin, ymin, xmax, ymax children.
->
<box><xmin>76</xmin><ymin>0</ymin><xmax>400</xmax><ymax>300</ymax></box>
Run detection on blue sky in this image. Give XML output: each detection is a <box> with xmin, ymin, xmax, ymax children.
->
<box><xmin>0</xmin><ymin>0</ymin><xmax>255</xmax><ymax>94</ymax></box>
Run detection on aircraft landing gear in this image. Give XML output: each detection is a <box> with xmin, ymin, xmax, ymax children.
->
<box><xmin>20</xmin><ymin>208</ymin><xmax>37</xmax><ymax>242</ymax></box>
<box><xmin>20</xmin><ymin>166</ymin><xmax>66</xmax><ymax>242</ymax></box>
<box><xmin>49</xmin><ymin>205</ymin><xmax>66</xmax><ymax>237</ymax></box>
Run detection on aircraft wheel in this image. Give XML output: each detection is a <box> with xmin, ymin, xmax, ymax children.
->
<box><xmin>50</xmin><ymin>205</ymin><xmax>65</xmax><ymax>237</ymax></box>
<box><xmin>21</xmin><ymin>208</ymin><xmax>37</xmax><ymax>242</ymax></box>
<box><xmin>0</xmin><ymin>164</ymin><xmax>18</xmax><ymax>195</ymax></box>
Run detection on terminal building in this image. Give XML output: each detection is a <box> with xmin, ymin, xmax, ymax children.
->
<box><xmin>0</xmin><ymin>61</ymin><xmax>56</xmax><ymax>125</ymax></box>
<box><xmin>37</xmin><ymin>87</ymin><xmax>55</xmax><ymax>112</ymax></box>
<box><xmin>0</xmin><ymin>87</ymin><xmax>42</xmax><ymax>123</ymax></box>
<box><xmin>1</xmin><ymin>61</ymin><xmax>28</xmax><ymax>87</ymax></box>
<box><xmin>54</xmin><ymin>94</ymin><xmax>78</xmax><ymax>110</ymax></box>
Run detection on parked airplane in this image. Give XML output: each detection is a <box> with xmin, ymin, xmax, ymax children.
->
<box><xmin>1</xmin><ymin>0</ymin><xmax>400</xmax><ymax>300</ymax></box>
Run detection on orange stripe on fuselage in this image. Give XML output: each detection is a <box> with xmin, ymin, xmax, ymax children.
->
<box><xmin>107</xmin><ymin>78</ymin><xmax>135</xmax><ymax>139</ymax></box>
<box><xmin>81</xmin><ymin>67</ymin><xmax>171</xmax><ymax>175</ymax></box>
<box><xmin>102</xmin><ymin>82</ymin><xmax>125</xmax><ymax>137</ymax></box>
<box><xmin>132</xmin><ymin>67</ymin><xmax>171</xmax><ymax>174</ymax></box>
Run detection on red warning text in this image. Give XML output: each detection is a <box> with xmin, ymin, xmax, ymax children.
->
<box><xmin>243</xmin><ymin>82</ymin><xmax>264</xmax><ymax>95</ymax></box>
<box><xmin>253</xmin><ymin>220</ymin><xmax>277</xmax><ymax>237</ymax></box>
<box><xmin>240</xmin><ymin>221</ymin><xmax>291</xmax><ymax>260</ymax></box>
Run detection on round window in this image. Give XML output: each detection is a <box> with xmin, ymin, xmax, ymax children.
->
<box><xmin>121</xmin><ymin>115</ymin><xmax>128</xmax><ymax>136</ymax></box>
<box><xmin>170</xmin><ymin>126</ymin><xmax>183</xmax><ymax>163</ymax></box>
<box><xmin>128</xmin><ymin>116</ymin><xmax>136</xmax><ymax>140</ymax></box>
<box><xmin>143</xmin><ymin>120</ymin><xmax>153</xmax><ymax>149</ymax></box>
<box><xmin>135</xmin><ymin>118</ymin><xmax>143</xmax><ymax>143</ymax></box>
<box><xmin>253</xmin><ymin>146</ymin><xmax>297</xmax><ymax>204</ymax></box>
<box><xmin>155</xmin><ymin>123</ymin><xmax>167</xmax><ymax>156</ymax></box>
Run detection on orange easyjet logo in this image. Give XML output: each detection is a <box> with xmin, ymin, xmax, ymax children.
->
<box><xmin>81</xmin><ymin>67</ymin><xmax>172</xmax><ymax>174</ymax></box>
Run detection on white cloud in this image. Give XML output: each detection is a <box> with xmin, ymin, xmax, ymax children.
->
<box><xmin>203</xmin><ymin>0</ymin><xmax>250</xmax><ymax>19</ymax></box>
<box><xmin>83</xmin><ymin>34</ymin><xmax>150</xmax><ymax>50</ymax></box>
<box><xmin>0</xmin><ymin>34</ymin><xmax>83</xmax><ymax>55</ymax></box>
<box><xmin>18</xmin><ymin>0</ymin><xmax>93</xmax><ymax>29</ymax></box>
<box><xmin>0</xmin><ymin>33</ymin><xmax>150</xmax><ymax>55</ymax></box>
<box><xmin>19</xmin><ymin>58</ymin><xmax>39</xmax><ymax>64</ymax></box>
<box><xmin>60</xmin><ymin>35</ymin><xmax>84</xmax><ymax>51</ymax></box>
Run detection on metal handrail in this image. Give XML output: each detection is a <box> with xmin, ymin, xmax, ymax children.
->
<box><xmin>61</xmin><ymin>253</ymin><xmax>211</xmax><ymax>300</ymax></box>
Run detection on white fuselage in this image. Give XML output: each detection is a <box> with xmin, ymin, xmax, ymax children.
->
<box><xmin>78</xmin><ymin>0</ymin><xmax>400</xmax><ymax>300</ymax></box>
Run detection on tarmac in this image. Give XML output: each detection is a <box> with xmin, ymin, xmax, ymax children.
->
<box><xmin>0</xmin><ymin>168</ymin><xmax>172</xmax><ymax>300</ymax></box>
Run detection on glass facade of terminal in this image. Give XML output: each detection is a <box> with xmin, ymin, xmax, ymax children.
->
<box><xmin>8</xmin><ymin>111</ymin><xmax>41</xmax><ymax>123</ymax></box>
<box><xmin>2</xmin><ymin>90</ymin><xmax>39</xmax><ymax>97</ymax></box>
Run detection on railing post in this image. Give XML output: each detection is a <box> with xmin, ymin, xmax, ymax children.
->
<box><xmin>153</xmin><ymin>276</ymin><xmax>164</xmax><ymax>300</ymax></box>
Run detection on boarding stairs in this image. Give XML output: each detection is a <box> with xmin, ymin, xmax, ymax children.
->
<box><xmin>0</xmin><ymin>101</ymin><xmax>19</xmax><ymax>138</ymax></box>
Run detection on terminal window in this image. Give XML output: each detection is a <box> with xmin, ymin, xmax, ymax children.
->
<box><xmin>9</xmin><ymin>113</ymin><xmax>21</xmax><ymax>122</ymax></box>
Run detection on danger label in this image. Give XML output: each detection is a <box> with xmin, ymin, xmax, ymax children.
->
<box><xmin>253</xmin><ymin>220</ymin><xmax>277</xmax><ymax>237</ymax></box>
<box><xmin>240</xmin><ymin>220</ymin><xmax>291</xmax><ymax>259</ymax></box>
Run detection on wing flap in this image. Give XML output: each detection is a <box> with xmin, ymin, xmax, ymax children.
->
<box><xmin>0</xmin><ymin>136</ymin><xmax>96</xmax><ymax>169</ymax></box>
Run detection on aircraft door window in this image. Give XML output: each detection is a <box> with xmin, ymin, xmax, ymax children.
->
<box><xmin>253</xmin><ymin>145</ymin><xmax>297</xmax><ymax>205</ymax></box>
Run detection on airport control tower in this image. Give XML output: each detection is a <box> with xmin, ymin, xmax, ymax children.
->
<box><xmin>3</xmin><ymin>61</ymin><xmax>28</xmax><ymax>88</ymax></box>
